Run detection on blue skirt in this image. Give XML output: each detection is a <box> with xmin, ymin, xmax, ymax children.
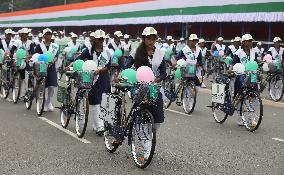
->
<box><xmin>88</xmin><ymin>73</ymin><xmax>111</xmax><ymax>105</ymax></box>
<box><xmin>46</xmin><ymin>64</ymin><xmax>58</xmax><ymax>87</ymax></box>
<box><xmin>148</xmin><ymin>92</ymin><xmax>165</xmax><ymax>123</ymax></box>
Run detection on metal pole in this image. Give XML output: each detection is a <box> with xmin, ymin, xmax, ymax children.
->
<box><xmin>63</xmin><ymin>0</ymin><xmax>67</xmax><ymax>36</ymax></box>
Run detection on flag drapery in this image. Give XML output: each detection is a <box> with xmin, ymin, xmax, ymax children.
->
<box><xmin>0</xmin><ymin>0</ymin><xmax>283</xmax><ymax>27</ymax></box>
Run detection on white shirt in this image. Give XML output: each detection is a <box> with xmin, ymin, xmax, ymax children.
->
<box><xmin>67</xmin><ymin>41</ymin><xmax>80</xmax><ymax>51</ymax></box>
<box><xmin>235</xmin><ymin>48</ymin><xmax>257</xmax><ymax>65</ymax></box>
<box><xmin>215</xmin><ymin>44</ymin><xmax>226</xmax><ymax>51</ymax></box>
<box><xmin>268</xmin><ymin>47</ymin><xmax>284</xmax><ymax>61</ymax></box>
<box><xmin>253</xmin><ymin>46</ymin><xmax>264</xmax><ymax>57</ymax></box>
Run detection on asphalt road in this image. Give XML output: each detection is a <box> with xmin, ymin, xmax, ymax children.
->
<box><xmin>0</xmin><ymin>87</ymin><xmax>283</xmax><ymax>175</ymax></box>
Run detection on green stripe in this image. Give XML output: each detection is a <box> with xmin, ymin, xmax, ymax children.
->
<box><xmin>1</xmin><ymin>2</ymin><xmax>284</xmax><ymax>24</ymax></box>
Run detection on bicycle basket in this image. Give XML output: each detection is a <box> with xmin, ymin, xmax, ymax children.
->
<box><xmin>268</xmin><ymin>62</ymin><xmax>282</xmax><ymax>73</ymax></box>
<box><xmin>133</xmin><ymin>83</ymin><xmax>159</xmax><ymax>105</ymax></box>
<box><xmin>182</xmin><ymin>65</ymin><xmax>196</xmax><ymax>78</ymax></box>
<box><xmin>34</xmin><ymin>62</ymin><xmax>48</xmax><ymax>77</ymax></box>
<box><xmin>75</xmin><ymin>71</ymin><xmax>96</xmax><ymax>89</ymax></box>
<box><xmin>57</xmin><ymin>81</ymin><xmax>69</xmax><ymax>106</ymax></box>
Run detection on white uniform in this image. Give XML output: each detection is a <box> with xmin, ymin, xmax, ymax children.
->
<box><xmin>268</xmin><ymin>47</ymin><xmax>284</xmax><ymax>61</ymax></box>
<box><xmin>67</xmin><ymin>41</ymin><xmax>80</xmax><ymax>51</ymax></box>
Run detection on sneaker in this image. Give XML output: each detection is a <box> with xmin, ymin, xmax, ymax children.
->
<box><xmin>48</xmin><ymin>103</ymin><xmax>54</xmax><ymax>112</ymax></box>
<box><xmin>249</xmin><ymin>120</ymin><xmax>257</xmax><ymax>127</ymax></box>
<box><xmin>96</xmin><ymin>127</ymin><xmax>104</xmax><ymax>136</ymax></box>
<box><xmin>237</xmin><ymin>117</ymin><xmax>244</xmax><ymax>126</ymax></box>
<box><xmin>44</xmin><ymin>105</ymin><xmax>49</xmax><ymax>112</ymax></box>
<box><xmin>201</xmin><ymin>83</ymin><xmax>207</xmax><ymax>88</ymax></box>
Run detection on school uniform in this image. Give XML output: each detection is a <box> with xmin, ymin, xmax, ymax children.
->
<box><xmin>226</xmin><ymin>45</ymin><xmax>240</xmax><ymax>58</ymax></box>
<box><xmin>35</xmin><ymin>42</ymin><xmax>59</xmax><ymax>87</ymax></box>
<box><xmin>78</xmin><ymin>46</ymin><xmax>111</xmax><ymax>105</ymax></box>
<box><xmin>67</xmin><ymin>41</ymin><xmax>81</xmax><ymax>52</ymax></box>
<box><xmin>121</xmin><ymin>41</ymin><xmax>132</xmax><ymax>56</ymax></box>
<box><xmin>267</xmin><ymin>47</ymin><xmax>284</xmax><ymax>61</ymax></box>
<box><xmin>0</xmin><ymin>38</ymin><xmax>16</xmax><ymax>52</ymax></box>
<box><xmin>213</xmin><ymin>43</ymin><xmax>227</xmax><ymax>52</ymax></box>
<box><xmin>128</xmin><ymin>47</ymin><xmax>167</xmax><ymax>123</ymax></box>
<box><xmin>253</xmin><ymin>46</ymin><xmax>265</xmax><ymax>58</ymax></box>
<box><xmin>175</xmin><ymin>45</ymin><xmax>203</xmax><ymax>86</ymax></box>
<box><xmin>233</xmin><ymin>48</ymin><xmax>258</xmax><ymax>97</ymax></box>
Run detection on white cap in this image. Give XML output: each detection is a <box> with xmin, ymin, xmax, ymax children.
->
<box><xmin>158</xmin><ymin>37</ymin><xmax>161</xmax><ymax>40</ymax></box>
<box><xmin>180</xmin><ymin>37</ymin><xmax>185</xmax><ymax>41</ymax></box>
<box><xmin>234</xmin><ymin>36</ymin><xmax>241</xmax><ymax>42</ymax></box>
<box><xmin>142</xmin><ymin>27</ymin><xmax>157</xmax><ymax>36</ymax></box>
<box><xmin>28</xmin><ymin>33</ymin><xmax>33</xmax><ymax>37</ymax></box>
<box><xmin>51</xmin><ymin>35</ymin><xmax>56</xmax><ymax>40</ymax></box>
<box><xmin>82</xmin><ymin>32</ymin><xmax>87</xmax><ymax>35</ymax></box>
<box><xmin>273</xmin><ymin>37</ymin><xmax>282</xmax><ymax>42</ymax></box>
<box><xmin>59</xmin><ymin>31</ymin><xmax>64</xmax><ymax>35</ymax></box>
<box><xmin>4</xmin><ymin>28</ymin><xmax>13</xmax><ymax>34</ymax></box>
<box><xmin>199</xmin><ymin>38</ymin><xmax>205</xmax><ymax>43</ymax></box>
<box><xmin>114</xmin><ymin>31</ymin><xmax>123</xmax><ymax>37</ymax></box>
<box><xmin>166</xmin><ymin>36</ymin><xmax>173</xmax><ymax>40</ymax></box>
<box><xmin>71</xmin><ymin>33</ymin><xmax>78</xmax><ymax>38</ymax></box>
<box><xmin>124</xmin><ymin>34</ymin><xmax>130</xmax><ymax>39</ymax></box>
<box><xmin>257</xmin><ymin>42</ymin><xmax>262</xmax><ymax>45</ymax></box>
<box><xmin>53</xmin><ymin>31</ymin><xmax>57</xmax><ymax>34</ymax></box>
<box><xmin>43</xmin><ymin>28</ymin><xmax>52</xmax><ymax>35</ymax></box>
<box><xmin>217</xmin><ymin>37</ymin><xmax>223</xmax><ymax>41</ymax></box>
<box><xmin>242</xmin><ymin>34</ymin><xmax>253</xmax><ymax>42</ymax></box>
<box><xmin>189</xmin><ymin>34</ymin><xmax>198</xmax><ymax>41</ymax></box>
<box><xmin>18</xmin><ymin>28</ymin><xmax>30</xmax><ymax>34</ymax></box>
<box><xmin>91</xmin><ymin>29</ymin><xmax>106</xmax><ymax>39</ymax></box>
<box><xmin>38</xmin><ymin>33</ymin><xmax>43</xmax><ymax>38</ymax></box>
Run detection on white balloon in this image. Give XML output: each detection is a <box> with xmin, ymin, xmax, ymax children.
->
<box><xmin>82</xmin><ymin>60</ymin><xmax>97</xmax><ymax>71</ymax></box>
<box><xmin>64</xmin><ymin>47</ymin><xmax>71</xmax><ymax>53</ymax></box>
<box><xmin>31</xmin><ymin>53</ymin><xmax>40</xmax><ymax>62</ymax></box>
<box><xmin>262</xmin><ymin>63</ymin><xmax>269</xmax><ymax>72</ymax></box>
<box><xmin>233</xmin><ymin>63</ymin><xmax>245</xmax><ymax>74</ymax></box>
<box><xmin>177</xmin><ymin>59</ymin><xmax>187</xmax><ymax>67</ymax></box>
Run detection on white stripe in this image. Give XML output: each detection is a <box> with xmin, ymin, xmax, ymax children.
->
<box><xmin>38</xmin><ymin>117</ymin><xmax>91</xmax><ymax>144</ymax></box>
<box><xmin>272</xmin><ymin>138</ymin><xmax>284</xmax><ymax>143</ymax></box>
<box><xmin>165</xmin><ymin>108</ymin><xmax>192</xmax><ymax>117</ymax></box>
<box><xmin>0</xmin><ymin>0</ymin><xmax>282</xmax><ymax>21</ymax></box>
<box><xmin>1</xmin><ymin>12</ymin><xmax>283</xmax><ymax>27</ymax></box>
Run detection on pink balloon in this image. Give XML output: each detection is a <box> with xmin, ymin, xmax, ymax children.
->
<box><xmin>219</xmin><ymin>50</ymin><xmax>224</xmax><ymax>56</ymax></box>
<box><xmin>263</xmin><ymin>54</ymin><xmax>272</xmax><ymax>63</ymax></box>
<box><xmin>13</xmin><ymin>53</ymin><xmax>16</xmax><ymax>58</ymax></box>
<box><xmin>136</xmin><ymin>66</ymin><xmax>155</xmax><ymax>83</ymax></box>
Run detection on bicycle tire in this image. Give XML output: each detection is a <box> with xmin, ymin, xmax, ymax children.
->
<box><xmin>130</xmin><ymin>108</ymin><xmax>156</xmax><ymax>169</ymax></box>
<box><xmin>268</xmin><ymin>73</ymin><xmax>284</xmax><ymax>102</ymax></box>
<box><xmin>182</xmin><ymin>81</ymin><xmax>197</xmax><ymax>114</ymax></box>
<box><xmin>75</xmin><ymin>92</ymin><xmax>89</xmax><ymax>138</ymax></box>
<box><xmin>36</xmin><ymin>80</ymin><xmax>45</xmax><ymax>116</ymax></box>
<box><xmin>162</xmin><ymin>76</ymin><xmax>173</xmax><ymax>109</ymax></box>
<box><xmin>12</xmin><ymin>72</ymin><xmax>21</xmax><ymax>104</ymax></box>
<box><xmin>60</xmin><ymin>107</ymin><xmax>71</xmax><ymax>128</ymax></box>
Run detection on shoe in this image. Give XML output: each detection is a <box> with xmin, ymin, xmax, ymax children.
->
<box><xmin>248</xmin><ymin>120</ymin><xmax>257</xmax><ymax>127</ymax></box>
<box><xmin>201</xmin><ymin>83</ymin><xmax>207</xmax><ymax>88</ymax></box>
<box><xmin>44</xmin><ymin>105</ymin><xmax>49</xmax><ymax>112</ymax></box>
<box><xmin>48</xmin><ymin>103</ymin><xmax>54</xmax><ymax>112</ymax></box>
<box><xmin>96</xmin><ymin>127</ymin><xmax>104</xmax><ymax>136</ymax></box>
<box><xmin>237</xmin><ymin>117</ymin><xmax>244</xmax><ymax>126</ymax></box>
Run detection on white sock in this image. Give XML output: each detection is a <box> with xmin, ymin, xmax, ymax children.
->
<box><xmin>46</xmin><ymin>86</ymin><xmax>55</xmax><ymax>106</ymax></box>
<box><xmin>90</xmin><ymin>105</ymin><xmax>104</xmax><ymax>131</ymax></box>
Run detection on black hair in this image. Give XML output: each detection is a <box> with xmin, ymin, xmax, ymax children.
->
<box><xmin>134</xmin><ymin>37</ymin><xmax>148</xmax><ymax>69</ymax></box>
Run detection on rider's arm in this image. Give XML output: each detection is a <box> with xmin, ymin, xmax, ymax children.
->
<box><xmin>155</xmin><ymin>60</ymin><xmax>167</xmax><ymax>83</ymax></box>
<box><xmin>10</xmin><ymin>45</ymin><xmax>17</xmax><ymax>57</ymax></box>
<box><xmin>124</xmin><ymin>56</ymin><xmax>134</xmax><ymax>69</ymax></box>
<box><xmin>225</xmin><ymin>48</ymin><xmax>232</xmax><ymax>57</ymax></box>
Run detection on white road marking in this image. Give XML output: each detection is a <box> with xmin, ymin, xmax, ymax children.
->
<box><xmin>38</xmin><ymin>117</ymin><xmax>91</xmax><ymax>144</ymax></box>
<box><xmin>0</xmin><ymin>94</ymin><xmax>13</xmax><ymax>102</ymax></box>
<box><xmin>272</xmin><ymin>138</ymin><xmax>284</xmax><ymax>143</ymax></box>
<box><xmin>165</xmin><ymin>108</ymin><xmax>192</xmax><ymax>117</ymax></box>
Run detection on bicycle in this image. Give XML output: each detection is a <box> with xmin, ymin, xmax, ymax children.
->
<box><xmin>258</xmin><ymin>62</ymin><xmax>283</xmax><ymax>102</ymax></box>
<box><xmin>101</xmin><ymin>81</ymin><xmax>157</xmax><ymax>169</ymax></box>
<box><xmin>209</xmin><ymin>71</ymin><xmax>263</xmax><ymax>132</ymax></box>
<box><xmin>162</xmin><ymin>65</ymin><xmax>197</xmax><ymax>114</ymax></box>
<box><xmin>0</xmin><ymin>58</ymin><xmax>15</xmax><ymax>99</ymax></box>
<box><xmin>57</xmin><ymin>70</ymin><xmax>93</xmax><ymax>138</ymax></box>
<box><xmin>23</xmin><ymin>62</ymin><xmax>36</xmax><ymax>110</ymax></box>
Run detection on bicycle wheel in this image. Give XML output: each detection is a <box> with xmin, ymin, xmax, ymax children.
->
<box><xmin>269</xmin><ymin>74</ymin><xmax>284</xmax><ymax>102</ymax></box>
<box><xmin>25</xmin><ymin>78</ymin><xmax>34</xmax><ymax>110</ymax></box>
<box><xmin>104</xmin><ymin>123</ymin><xmax>120</xmax><ymax>153</ymax></box>
<box><xmin>36</xmin><ymin>80</ymin><xmax>46</xmax><ymax>116</ymax></box>
<box><xmin>212</xmin><ymin>102</ymin><xmax>228</xmax><ymax>124</ymax></box>
<box><xmin>60</xmin><ymin>107</ymin><xmax>71</xmax><ymax>128</ymax></box>
<box><xmin>57</xmin><ymin>63</ymin><xmax>64</xmax><ymax>80</ymax></box>
<box><xmin>130</xmin><ymin>108</ymin><xmax>156</xmax><ymax>169</ymax></box>
<box><xmin>12</xmin><ymin>73</ymin><xmax>22</xmax><ymax>104</ymax></box>
<box><xmin>240</xmin><ymin>91</ymin><xmax>263</xmax><ymax>132</ymax></box>
<box><xmin>162</xmin><ymin>76</ymin><xmax>173</xmax><ymax>108</ymax></box>
<box><xmin>75</xmin><ymin>92</ymin><xmax>89</xmax><ymax>138</ymax></box>
<box><xmin>182</xmin><ymin>81</ymin><xmax>196</xmax><ymax>114</ymax></box>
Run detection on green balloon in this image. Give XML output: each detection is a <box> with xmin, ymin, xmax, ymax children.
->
<box><xmin>224</xmin><ymin>56</ymin><xmax>233</xmax><ymax>65</ymax></box>
<box><xmin>70</xmin><ymin>47</ymin><xmax>77</xmax><ymax>54</ymax></box>
<box><xmin>16</xmin><ymin>49</ymin><xmax>27</xmax><ymax>59</ymax></box>
<box><xmin>73</xmin><ymin>59</ymin><xmax>84</xmax><ymax>71</ymax></box>
<box><xmin>44</xmin><ymin>51</ymin><xmax>55</xmax><ymax>63</ymax></box>
<box><xmin>0</xmin><ymin>49</ymin><xmax>4</xmax><ymax>63</ymax></box>
<box><xmin>175</xmin><ymin>68</ymin><xmax>182</xmax><ymax>80</ymax></box>
<box><xmin>245</xmin><ymin>61</ymin><xmax>258</xmax><ymax>71</ymax></box>
<box><xmin>121</xmin><ymin>68</ymin><xmax>137</xmax><ymax>83</ymax></box>
<box><xmin>165</xmin><ymin>49</ymin><xmax>173</xmax><ymax>60</ymax></box>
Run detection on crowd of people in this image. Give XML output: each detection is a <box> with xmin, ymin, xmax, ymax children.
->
<box><xmin>0</xmin><ymin>26</ymin><xmax>283</xmax><ymax>166</ymax></box>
